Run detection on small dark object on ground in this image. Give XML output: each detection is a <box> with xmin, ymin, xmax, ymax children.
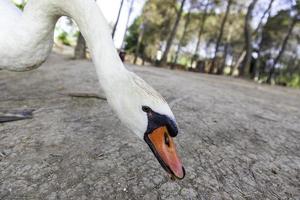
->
<box><xmin>62</xmin><ymin>92</ymin><xmax>107</xmax><ymax>100</ymax></box>
<box><xmin>0</xmin><ymin>109</ymin><xmax>35</xmax><ymax>123</ymax></box>
<box><xmin>119</xmin><ymin>51</ymin><xmax>126</xmax><ymax>62</ymax></box>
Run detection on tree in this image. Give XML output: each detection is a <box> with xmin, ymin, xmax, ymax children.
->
<box><xmin>134</xmin><ymin>23</ymin><xmax>145</xmax><ymax>64</ymax></box>
<box><xmin>74</xmin><ymin>32</ymin><xmax>86</xmax><ymax>59</ymax></box>
<box><xmin>112</xmin><ymin>0</ymin><xmax>125</xmax><ymax>39</ymax></box>
<box><xmin>254</xmin><ymin>0</ymin><xmax>275</xmax><ymax>35</ymax></box>
<box><xmin>125</xmin><ymin>17</ymin><xmax>141</xmax><ymax>51</ymax></box>
<box><xmin>172</xmin><ymin>5</ymin><xmax>193</xmax><ymax>68</ymax></box>
<box><xmin>254</xmin><ymin>0</ymin><xmax>275</xmax><ymax>79</ymax></box>
<box><xmin>159</xmin><ymin>0</ymin><xmax>186</xmax><ymax>67</ymax></box>
<box><xmin>210</xmin><ymin>0</ymin><xmax>233</xmax><ymax>73</ymax></box>
<box><xmin>126</xmin><ymin>0</ymin><xmax>179</xmax><ymax>62</ymax></box>
<box><xmin>239</xmin><ymin>0</ymin><xmax>258</xmax><ymax>77</ymax></box>
<box><xmin>220</xmin><ymin>23</ymin><xmax>233</xmax><ymax>73</ymax></box>
<box><xmin>267</xmin><ymin>11</ymin><xmax>299</xmax><ymax>84</ymax></box>
<box><xmin>121</xmin><ymin>0</ymin><xmax>135</xmax><ymax>49</ymax></box>
<box><xmin>191</xmin><ymin>0</ymin><xmax>210</xmax><ymax>67</ymax></box>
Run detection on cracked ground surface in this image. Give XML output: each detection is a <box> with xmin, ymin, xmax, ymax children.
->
<box><xmin>1</xmin><ymin>53</ymin><xmax>300</xmax><ymax>200</ymax></box>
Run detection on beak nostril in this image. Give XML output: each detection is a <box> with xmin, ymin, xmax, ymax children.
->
<box><xmin>164</xmin><ymin>132</ymin><xmax>170</xmax><ymax>147</ymax></box>
<box><xmin>142</xmin><ymin>106</ymin><xmax>151</xmax><ymax>113</ymax></box>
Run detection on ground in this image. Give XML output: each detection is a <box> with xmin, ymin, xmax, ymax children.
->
<box><xmin>0</xmin><ymin>53</ymin><xmax>300</xmax><ymax>200</ymax></box>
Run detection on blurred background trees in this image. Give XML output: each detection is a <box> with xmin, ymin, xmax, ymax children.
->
<box><xmin>124</xmin><ymin>0</ymin><xmax>300</xmax><ymax>87</ymax></box>
<box><xmin>12</xmin><ymin>0</ymin><xmax>300</xmax><ymax>88</ymax></box>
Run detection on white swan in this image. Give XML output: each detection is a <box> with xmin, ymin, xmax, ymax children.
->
<box><xmin>0</xmin><ymin>0</ymin><xmax>185</xmax><ymax>179</ymax></box>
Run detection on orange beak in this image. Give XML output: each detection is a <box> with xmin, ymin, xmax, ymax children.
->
<box><xmin>146</xmin><ymin>126</ymin><xmax>185</xmax><ymax>179</ymax></box>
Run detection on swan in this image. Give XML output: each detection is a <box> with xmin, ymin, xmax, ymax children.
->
<box><xmin>0</xmin><ymin>0</ymin><xmax>185</xmax><ymax>179</ymax></box>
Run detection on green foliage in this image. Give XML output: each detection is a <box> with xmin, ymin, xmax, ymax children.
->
<box><xmin>15</xmin><ymin>3</ymin><xmax>25</xmax><ymax>10</ymax></box>
<box><xmin>57</xmin><ymin>31</ymin><xmax>71</xmax><ymax>46</ymax></box>
<box><xmin>125</xmin><ymin>17</ymin><xmax>142</xmax><ymax>53</ymax></box>
<box><xmin>277</xmin><ymin>74</ymin><xmax>300</xmax><ymax>88</ymax></box>
<box><xmin>261</xmin><ymin>10</ymin><xmax>291</xmax><ymax>49</ymax></box>
<box><xmin>126</xmin><ymin>0</ymin><xmax>247</xmax><ymax>63</ymax></box>
<box><xmin>124</xmin><ymin>0</ymin><xmax>179</xmax><ymax>60</ymax></box>
<box><xmin>12</xmin><ymin>0</ymin><xmax>28</xmax><ymax>11</ymax></box>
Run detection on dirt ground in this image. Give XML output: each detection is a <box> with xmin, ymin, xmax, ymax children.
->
<box><xmin>0</xmin><ymin>53</ymin><xmax>299</xmax><ymax>200</ymax></box>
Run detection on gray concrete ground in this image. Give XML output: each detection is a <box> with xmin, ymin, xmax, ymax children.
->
<box><xmin>0</xmin><ymin>53</ymin><xmax>300</xmax><ymax>200</ymax></box>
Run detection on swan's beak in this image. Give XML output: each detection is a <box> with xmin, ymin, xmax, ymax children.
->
<box><xmin>145</xmin><ymin>126</ymin><xmax>185</xmax><ymax>180</ymax></box>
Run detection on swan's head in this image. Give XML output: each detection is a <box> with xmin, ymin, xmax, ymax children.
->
<box><xmin>106</xmin><ymin>72</ymin><xmax>185</xmax><ymax>179</ymax></box>
<box><xmin>141</xmin><ymin>105</ymin><xmax>185</xmax><ymax>180</ymax></box>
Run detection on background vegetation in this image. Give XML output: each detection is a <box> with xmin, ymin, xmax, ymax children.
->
<box><xmin>124</xmin><ymin>0</ymin><xmax>300</xmax><ymax>88</ymax></box>
<box><xmin>13</xmin><ymin>0</ymin><xmax>300</xmax><ymax>88</ymax></box>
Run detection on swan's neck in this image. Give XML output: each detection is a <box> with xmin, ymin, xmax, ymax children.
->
<box><xmin>1</xmin><ymin>0</ymin><xmax>174</xmax><ymax>140</ymax></box>
<box><xmin>2</xmin><ymin>0</ymin><xmax>126</xmax><ymax>78</ymax></box>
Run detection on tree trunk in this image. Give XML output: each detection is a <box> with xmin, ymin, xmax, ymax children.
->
<box><xmin>210</xmin><ymin>0</ymin><xmax>232</xmax><ymax>74</ymax></box>
<box><xmin>219</xmin><ymin>43</ymin><xmax>229</xmax><ymax>74</ymax></box>
<box><xmin>133</xmin><ymin>24</ymin><xmax>145</xmax><ymax>64</ymax></box>
<box><xmin>229</xmin><ymin>54</ymin><xmax>237</xmax><ymax>75</ymax></box>
<box><xmin>239</xmin><ymin>0</ymin><xmax>258</xmax><ymax>77</ymax></box>
<box><xmin>254</xmin><ymin>0</ymin><xmax>274</xmax><ymax>80</ymax></box>
<box><xmin>74</xmin><ymin>32</ymin><xmax>86</xmax><ymax>59</ymax></box>
<box><xmin>232</xmin><ymin>50</ymin><xmax>246</xmax><ymax>75</ymax></box>
<box><xmin>231</xmin><ymin>0</ymin><xmax>273</xmax><ymax>77</ymax></box>
<box><xmin>142</xmin><ymin>52</ymin><xmax>145</xmax><ymax>65</ymax></box>
<box><xmin>120</xmin><ymin>0</ymin><xmax>135</xmax><ymax>49</ymax></box>
<box><xmin>191</xmin><ymin>1</ymin><xmax>209</xmax><ymax>67</ymax></box>
<box><xmin>112</xmin><ymin>0</ymin><xmax>124</xmax><ymax>39</ymax></box>
<box><xmin>158</xmin><ymin>0</ymin><xmax>186</xmax><ymax>67</ymax></box>
<box><xmin>220</xmin><ymin>24</ymin><xmax>233</xmax><ymax>74</ymax></box>
<box><xmin>172</xmin><ymin>6</ymin><xmax>192</xmax><ymax>69</ymax></box>
<box><xmin>267</xmin><ymin>13</ymin><xmax>298</xmax><ymax>84</ymax></box>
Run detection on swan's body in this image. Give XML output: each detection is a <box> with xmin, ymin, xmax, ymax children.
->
<box><xmin>0</xmin><ymin>0</ymin><xmax>185</xmax><ymax>179</ymax></box>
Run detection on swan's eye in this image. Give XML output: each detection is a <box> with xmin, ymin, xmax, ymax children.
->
<box><xmin>142</xmin><ymin>106</ymin><xmax>151</xmax><ymax>113</ymax></box>
<box><xmin>164</xmin><ymin>132</ymin><xmax>170</xmax><ymax>147</ymax></box>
